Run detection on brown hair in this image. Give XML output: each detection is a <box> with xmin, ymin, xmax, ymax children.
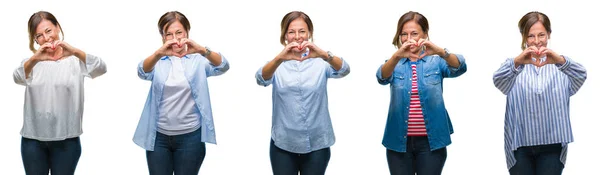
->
<box><xmin>27</xmin><ymin>11</ymin><xmax>64</xmax><ymax>53</ymax></box>
<box><xmin>279</xmin><ymin>11</ymin><xmax>314</xmax><ymax>46</ymax></box>
<box><xmin>392</xmin><ymin>11</ymin><xmax>429</xmax><ymax>48</ymax></box>
<box><xmin>518</xmin><ymin>11</ymin><xmax>551</xmax><ymax>50</ymax></box>
<box><xmin>158</xmin><ymin>11</ymin><xmax>191</xmax><ymax>42</ymax></box>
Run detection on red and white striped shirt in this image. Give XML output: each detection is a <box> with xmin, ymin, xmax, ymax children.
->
<box><xmin>408</xmin><ymin>63</ymin><xmax>427</xmax><ymax>136</ymax></box>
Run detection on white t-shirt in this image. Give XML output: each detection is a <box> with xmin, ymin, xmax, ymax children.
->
<box><xmin>157</xmin><ymin>57</ymin><xmax>201</xmax><ymax>135</ymax></box>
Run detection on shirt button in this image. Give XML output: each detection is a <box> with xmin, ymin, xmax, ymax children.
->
<box><xmin>404</xmin><ymin>136</ymin><xmax>407</xmax><ymax>139</ymax></box>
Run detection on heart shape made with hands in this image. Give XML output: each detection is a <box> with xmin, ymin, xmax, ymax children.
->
<box><xmin>169</xmin><ymin>40</ymin><xmax>188</xmax><ymax>58</ymax></box>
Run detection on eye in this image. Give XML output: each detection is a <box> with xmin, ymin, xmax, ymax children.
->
<box><xmin>400</xmin><ymin>33</ymin><xmax>408</xmax><ymax>36</ymax></box>
<box><xmin>299</xmin><ymin>31</ymin><xmax>306</xmax><ymax>34</ymax></box>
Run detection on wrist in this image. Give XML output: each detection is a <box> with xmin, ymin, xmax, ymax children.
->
<box><xmin>440</xmin><ymin>48</ymin><xmax>450</xmax><ymax>59</ymax></box>
<box><xmin>201</xmin><ymin>46</ymin><xmax>211</xmax><ymax>57</ymax></box>
<box><xmin>323</xmin><ymin>51</ymin><xmax>334</xmax><ymax>62</ymax></box>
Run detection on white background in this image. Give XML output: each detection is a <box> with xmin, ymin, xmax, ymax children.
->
<box><xmin>1</xmin><ymin>0</ymin><xmax>598</xmax><ymax>174</ymax></box>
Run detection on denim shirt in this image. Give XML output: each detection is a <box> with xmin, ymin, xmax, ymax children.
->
<box><xmin>256</xmin><ymin>58</ymin><xmax>350</xmax><ymax>153</ymax></box>
<box><xmin>133</xmin><ymin>53</ymin><xmax>229</xmax><ymax>151</ymax></box>
<box><xmin>376</xmin><ymin>55</ymin><xmax>466</xmax><ymax>152</ymax></box>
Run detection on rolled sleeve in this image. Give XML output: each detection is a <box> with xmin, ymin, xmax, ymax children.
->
<box><xmin>137</xmin><ymin>60</ymin><xmax>154</xmax><ymax>81</ymax></box>
<box><xmin>327</xmin><ymin>57</ymin><xmax>350</xmax><ymax>78</ymax></box>
<box><xmin>445</xmin><ymin>54</ymin><xmax>467</xmax><ymax>78</ymax></box>
<box><xmin>376</xmin><ymin>64</ymin><xmax>392</xmax><ymax>85</ymax></box>
<box><xmin>255</xmin><ymin>65</ymin><xmax>273</xmax><ymax>86</ymax></box>
<box><xmin>205</xmin><ymin>53</ymin><xmax>229</xmax><ymax>77</ymax></box>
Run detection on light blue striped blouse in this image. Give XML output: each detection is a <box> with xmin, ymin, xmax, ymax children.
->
<box><xmin>493</xmin><ymin>56</ymin><xmax>587</xmax><ymax>169</ymax></box>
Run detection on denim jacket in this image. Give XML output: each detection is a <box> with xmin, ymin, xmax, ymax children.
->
<box><xmin>376</xmin><ymin>54</ymin><xmax>466</xmax><ymax>152</ymax></box>
<box><xmin>133</xmin><ymin>53</ymin><xmax>229</xmax><ymax>151</ymax></box>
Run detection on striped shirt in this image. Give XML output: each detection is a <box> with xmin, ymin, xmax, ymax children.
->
<box><xmin>492</xmin><ymin>56</ymin><xmax>587</xmax><ymax>169</ymax></box>
<box><xmin>408</xmin><ymin>63</ymin><xmax>427</xmax><ymax>136</ymax></box>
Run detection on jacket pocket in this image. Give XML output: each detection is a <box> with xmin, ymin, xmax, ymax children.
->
<box><xmin>424</xmin><ymin>71</ymin><xmax>441</xmax><ymax>85</ymax></box>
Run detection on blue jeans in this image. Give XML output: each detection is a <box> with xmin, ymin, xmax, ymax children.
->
<box><xmin>146</xmin><ymin>128</ymin><xmax>206</xmax><ymax>175</ymax></box>
<box><xmin>270</xmin><ymin>139</ymin><xmax>331</xmax><ymax>175</ymax></box>
<box><xmin>386</xmin><ymin>136</ymin><xmax>447</xmax><ymax>175</ymax></box>
<box><xmin>509</xmin><ymin>143</ymin><xmax>564</xmax><ymax>175</ymax></box>
<box><xmin>21</xmin><ymin>137</ymin><xmax>81</xmax><ymax>175</ymax></box>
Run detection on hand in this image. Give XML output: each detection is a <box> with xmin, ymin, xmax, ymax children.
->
<box><xmin>536</xmin><ymin>47</ymin><xmax>565</xmax><ymax>66</ymax></box>
<box><xmin>32</xmin><ymin>42</ymin><xmax>59</xmax><ymax>62</ymax></box>
<box><xmin>156</xmin><ymin>39</ymin><xmax>187</xmax><ymax>58</ymax></box>
<box><xmin>393</xmin><ymin>39</ymin><xmax>421</xmax><ymax>60</ymax></box>
<box><xmin>514</xmin><ymin>46</ymin><xmax>564</xmax><ymax>67</ymax></box>
<box><xmin>276</xmin><ymin>42</ymin><xmax>304</xmax><ymax>62</ymax></box>
<box><xmin>298</xmin><ymin>41</ymin><xmax>328</xmax><ymax>61</ymax></box>
<box><xmin>179</xmin><ymin>38</ymin><xmax>206</xmax><ymax>56</ymax></box>
<box><xmin>52</xmin><ymin>40</ymin><xmax>79</xmax><ymax>60</ymax></box>
<box><xmin>416</xmin><ymin>39</ymin><xmax>444</xmax><ymax>59</ymax></box>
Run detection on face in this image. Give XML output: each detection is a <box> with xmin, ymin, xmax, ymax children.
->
<box><xmin>34</xmin><ymin>19</ymin><xmax>60</xmax><ymax>48</ymax></box>
<box><xmin>163</xmin><ymin>21</ymin><xmax>188</xmax><ymax>53</ymax></box>
<box><xmin>285</xmin><ymin>18</ymin><xmax>310</xmax><ymax>52</ymax></box>
<box><xmin>526</xmin><ymin>21</ymin><xmax>549</xmax><ymax>48</ymax></box>
<box><xmin>400</xmin><ymin>20</ymin><xmax>427</xmax><ymax>53</ymax></box>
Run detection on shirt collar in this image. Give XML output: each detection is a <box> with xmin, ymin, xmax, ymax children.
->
<box><xmin>400</xmin><ymin>56</ymin><xmax>428</xmax><ymax>65</ymax></box>
<box><xmin>160</xmin><ymin>55</ymin><xmax>190</xmax><ymax>60</ymax></box>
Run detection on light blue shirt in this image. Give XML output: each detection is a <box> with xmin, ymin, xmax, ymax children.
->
<box><xmin>493</xmin><ymin>56</ymin><xmax>586</xmax><ymax>169</ymax></box>
<box><xmin>256</xmin><ymin>58</ymin><xmax>350</xmax><ymax>153</ymax></box>
<box><xmin>376</xmin><ymin>55</ymin><xmax>467</xmax><ymax>152</ymax></box>
<box><xmin>133</xmin><ymin>53</ymin><xmax>229</xmax><ymax>151</ymax></box>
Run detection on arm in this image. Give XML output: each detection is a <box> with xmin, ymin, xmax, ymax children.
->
<box><xmin>443</xmin><ymin>53</ymin><xmax>460</xmax><ymax>68</ymax></box>
<box><xmin>13</xmin><ymin>58</ymin><xmax>36</xmax><ymax>86</ymax></box>
<box><xmin>205</xmin><ymin>53</ymin><xmax>229</xmax><ymax>77</ymax></box>
<box><xmin>440</xmin><ymin>54</ymin><xmax>467</xmax><ymax>78</ymax></box>
<box><xmin>556</xmin><ymin>56</ymin><xmax>587</xmax><ymax>96</ymax></box>
<box><xmin>376</xmin><ymin>61</ymin><xmax>395</xmax><ymax>85</ymax></box>
<box><xmin>142</xmin><ymin>51</ymin><xmax>163</xmax><ymax>73</ymax></box>
<box><xmin>493</xmin><ymin>58</ymin><xmax>523</xmax><ymax>95</ymax></box>
<box><xmin>325</xmin><ymin>57</ymin><xmax>350</xmax><ymax>78</ymax></box>
<box><xmin>256</xmin><ymin>58</ymin><xmax>283</xmax><ymax>86</ymax></box>
<box><xmin>80</xmin><ymin>54</ymin><xmax>107</xmax><ymax>78</ymax></box>
<box><xmin>200</xmin><ymin>47</ymin><xmax>222</xmax><ymax>66</ymax></box>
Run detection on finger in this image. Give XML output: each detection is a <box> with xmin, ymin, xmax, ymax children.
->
<box><xmin>39</xmin><ymin>43</ymin><xmax>53</xmax><ymax>51</ymax></box>
<box><xmin>407</xmin><ymin>39</ymin><xmax>417</xmax><ymax>45</ymax></box>
<box><xmin>416</xmin><ymin>38</ymin><xmax>426</xmax><ymax>46</ymax></box>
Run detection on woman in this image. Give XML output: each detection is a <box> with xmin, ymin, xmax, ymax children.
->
<box><xmin>376</xmin><ymin>11</ymin><xmax>467</xmax><ymax>175</ymax></box>
<box><xmin>493</xmin><ymin>11</ymin><xmax>587</xmax><ymax>175</ymax></box>
<box><xmin>13</xmin><ymin>11</ymin><xmax>107</xmax><ymax>175</ymax></box>
<box><xmin>255</xmin><ymin>11</ymin><xmax>350</xmax><ymax>175</ymax></box>
<box><xmin>133</xmin><ymin>11</ymin><xmax>229</xmax><ymax>175</ymax></box>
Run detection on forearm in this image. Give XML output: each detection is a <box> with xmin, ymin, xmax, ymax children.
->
<box><xmin>73</xmin><ymin>49</ymin><xmax>86</xmax><ymax>63</ymax></box>
<box><xmin>444</xmin><ymin>54</ymin><xmax>460</xmax><ymax>68</ymax></box>
<box><xmin>200</xmin><ymin>47</ymin><xmax>222</xmax><ymax>65</ymax></box>
<box><xmin>261</xmin><ymin>57</ymin><xmax>283</xmax><ymax>80</ymax></box>
<box><xmin>326</xmin><ymin>56</ymin><xmax>343</xmax><ymax>70</ymax></box>
<box><xmin>380</xmin><ymin>57</ymin><xmax>400</xmax><ymax>79</ymax></box>
<box><xmin>23</xmin><ymin>57</ymin><xmax>39</xmax><ymax>79</ymax></box>
<box><xmin>143</xmin><ymin>52</ymin><xmax>162</xmax><ymax>73</ymax></box>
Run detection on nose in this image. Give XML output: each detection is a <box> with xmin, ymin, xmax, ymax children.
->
<box><xmin>294</xmin><ymin>32</ymin><xmax>299</xmax><ymax>40</ymax></box>
<box><xmin>43</xmin><ymin>33</ymin><xmax>52</xmax><ymax>43</ymax></box>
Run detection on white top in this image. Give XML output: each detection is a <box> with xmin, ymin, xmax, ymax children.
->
<box><xmin>13</xmin><ymin>54</ymin><xmax>107</xmax><ymax>141</ymax></box>
<box><xmin>157</xmin><ymin>57</ymin><xmax>201</xmax><ymax>136</ymax></box>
